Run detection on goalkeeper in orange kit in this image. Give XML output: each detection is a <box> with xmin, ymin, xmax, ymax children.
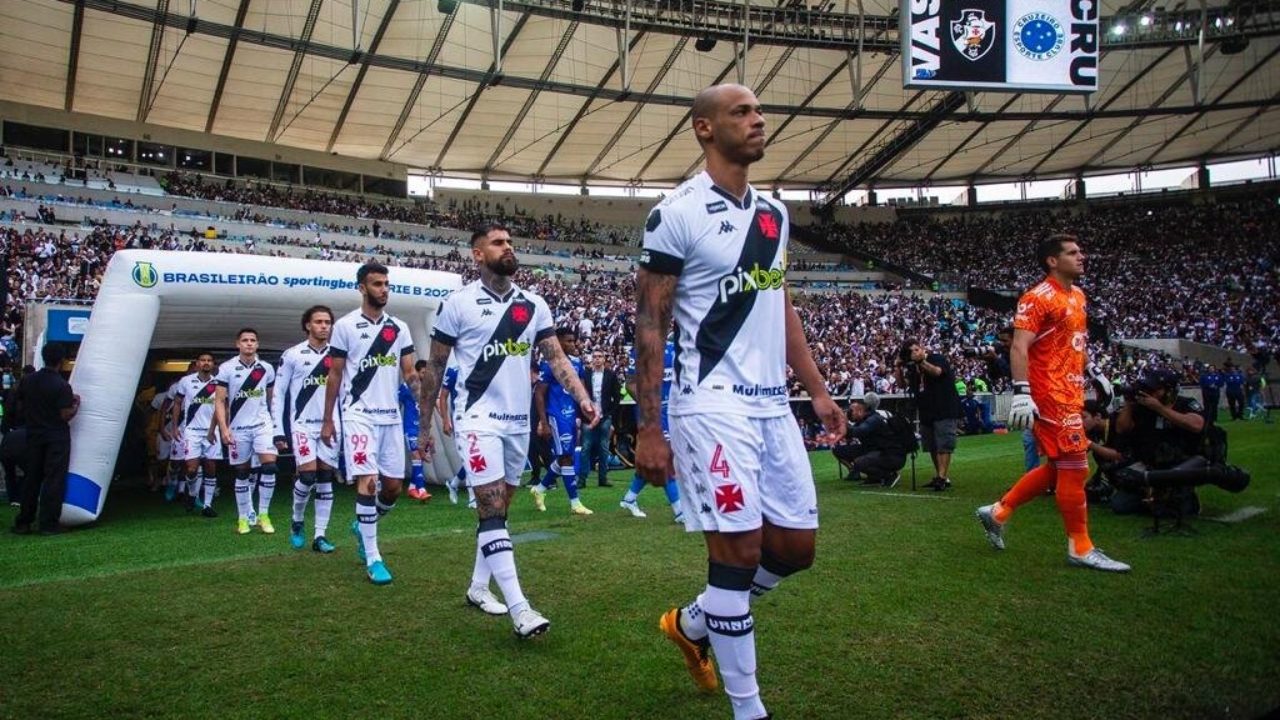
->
<box><xmin>976</xmin><ymin>234</ymin><xmax>1130</xmax><ymax>573</ymax></box>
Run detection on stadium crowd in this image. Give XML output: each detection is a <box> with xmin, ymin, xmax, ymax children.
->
<box><xmin>828</xmin><ymin>197</ymin><xmax>1280</xmax><ymax>354</ymax></box>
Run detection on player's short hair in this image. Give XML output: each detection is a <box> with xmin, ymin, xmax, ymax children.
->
<box><xmin>556</xmin><ymin>327</ymin><xmax>578</xmax><ymax>339</ymax></box>
<box><xmin>415</xmin><ymin>359</ymin><xmax>427</xmax><ymax>371</ymax></box>
<box><xmin>195</xmin><ymin>352</ymin><xmax>214</xmax><ymax>362</ymax></box>
<box><xmin>301</xmin><ymin>305</ymin><xmax>333</xmax><ymax>331</ymax></box>
<box><xmin>1036</xmin><ymin>233</ymin><xmax>1079</xmax><ymax>272</ymax></box>
<box><xmin>40</xmin><ymin>343</ymin><xmax>65</xmax><ymax>367</ymax></box>
<box><xmin>356</xmin><ymin>262</ymin><xmax>389</xmax><ymax>285</ymax></box>
<box><xmin>236</xmin><ymin>328</ymin><xmax>257</xmax><ymax>340</ymax></box>
<box><xmin>1083</xmin><ymin>399</ymin><xmax>1108</xmax><ymax>417</ymax></box>
<box><xmin>470</xmin><ymin>223</ymin><xmax>509</xmax><ymax>246</ymax></box>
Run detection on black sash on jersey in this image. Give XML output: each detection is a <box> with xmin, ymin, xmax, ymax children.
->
<box><xmin>695</xmin><ymin>203</ymin><xmax>785</xmax><ymax>383</ymax></box>
<box><xmin>228</xmin><ymin>364</ymin><xmax>268</xmax><ymax>424</ymax></box>
<box><xmin>294</xmin><ymin>355</ymin><xmax>332</xmax><ymax>420</ymax></box>
<box><xmin>349</xmin><ymin>322</ymin><xmax>401</xmax><ymax>405</ymax></box>
<box><xmin>463</xmin><ymin>298</ymin><xmax>536</xmax><ymax>411</ymax></box>
<box><xmin>185</xmin><ymin>379</ymin><xmax>217</xmax><ymax>426</ymax></box>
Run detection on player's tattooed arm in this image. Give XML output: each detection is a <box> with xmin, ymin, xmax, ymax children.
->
<box><xmin>473</xmin><ymin>480</ymin><xmax>509</xmax><ymax>519</ymax></box>
<box><xmin>536</xmin><ymin>336</ymin><xmax>592</xmax><ymax>408</ymax></box>
<box><xmin>634</xmin><ymin>268</ymin><xmax>677</xmax><ymax>431</ymax></box>
<box><xmin>417</xmin><ymin>340</ymin><xmax>451</xmax><ymax>429</ymax></box>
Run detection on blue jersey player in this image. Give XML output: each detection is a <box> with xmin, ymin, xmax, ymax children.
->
<box><xmin>620</xmin><ymin>339</ymin><xmax>682</xmax><ymax>521</ymax></box>
<box><xmin>402</xmin><ymin>360</ymin><xmax>431</xmax><ymax>501</ymax></box>
<box><xmin>530</xmin><ymin>328</ymin><xmax>592</xmax><ymax>515</ymax></box>
<box><xmin>437</xmin><ymin>364</ymin><xmax>474</xmax><ymax>507</ymax></box>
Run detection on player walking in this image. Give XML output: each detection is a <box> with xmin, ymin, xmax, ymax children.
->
<box><xmin>402</xmin><ymin>361</ymin><xmax>432</xmax><ymax>502</ymax></box>
<box><xmin>321</xmin><ymin>262</ymin><xmax>419</xmax><ymax>585</ymax></box>
<box><xmin>272</xmin><ymin>305</ymin><xmax>339</xmax><ymax>553</ymax></box>
<box><xmin>529</xmin><ymin>327</ymin><xmax>593</xmax><ymax>515</ymax></box>
<box><xmin>619</xmin><ymin>338</ymin><xmax>683</xmax><ymax>521</ymax></box>
<box><xmin>634</xmin><ymin>84</ymin><xmax>845</xmax><ymax>720</ymax></box>
<box><xmin>418</xmin><ymin>223</ymin><xmax>598</xmax><ymax>638</ymax></box>
<box><xmin>976</xmin><ymin>235</ymin><xmax>1129</xmax><ymax>572</ymax></box>
<box><xmin>214</xmin><ymin>329</ymin><xmax>279</xmax><ymax>535</ymax></box>
<box><xmin>172</xmin><ymin>353</ymin><xmax>220</xmax><ymax>518</ymax></box>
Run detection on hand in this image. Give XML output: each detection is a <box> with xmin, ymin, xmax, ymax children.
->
<box><xmin>206</xmin><ymin>428</ymin><xmax>216</xmax><ymax>444</ymax></box>
<box><xmin>441</xmin><ymin>416</ymin><xmax>453</xmax><ymax>436</ymax></box>
<box><xmin>811</xmin><ymin>395</ymin><xmax>846</xmax><ymax>445</ymax></box>
<box><xmin>1134</xmin><ymin>391</ymin><xmax>1163</xmax><ymax>412</ymax></box>
<box><xmin>635</xmin><ymin>424</ymin><xmax>674</xmax><ymax>487</ymax></box>
<box><xmin>536</xmin><ymin>420</ymin><xmax>550</xmax><ymax>439</ymax></box>
<box><xmin>421</xmin><ymin>436</ymin><xmax>435</xmax><ymax>462</ymax></box>
<box><xmin>1008</xmin><ymin>382</ymin><xmax>1040</xmax><ymax>431</ymax></box>
<box><xmin>320</xmin><ymin>419</ymin><xmax>335</xmax><ymax>447</ymax></box>
<box><xmin>579</xmin><ymin>399</ymin><xmax>600</xmax><ymax>429</ymax></box>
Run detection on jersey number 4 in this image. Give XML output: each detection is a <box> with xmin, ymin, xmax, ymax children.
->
<box><xmin>709</xmin><ymin>444</ymin><xmax>730</xmax><ymax>479</ymax></box>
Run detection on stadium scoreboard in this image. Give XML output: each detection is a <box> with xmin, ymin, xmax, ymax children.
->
<box><xmin>902</xmin><ymin>0</ymin><xmax>1099</xmax><ymax>93</ymax></box>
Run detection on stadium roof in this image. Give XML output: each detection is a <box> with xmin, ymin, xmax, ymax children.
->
<box><xmin>2</xmin><ymin>0</ymin><xmax>1278</xmax><ymax>200</ymax></box>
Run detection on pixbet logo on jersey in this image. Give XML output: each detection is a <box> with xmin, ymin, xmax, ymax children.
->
<box><xmin>717</xmin><ymin>264</ymin><xmax>785</xmax><ymax>303</ymax></box>
<box><xmin>234</xmin><ymin>388</ymin><xmax>266</xmax><ymax>399</ymax></box>
<box><xmin>480</xmin><ymin>338</ymin><xmax>532</xmax><ymax>363</ymax></box>
<box><xmin>357</xmin><ymin>354</ymin><xmax>397</xmax><ymax>371</ymax></box>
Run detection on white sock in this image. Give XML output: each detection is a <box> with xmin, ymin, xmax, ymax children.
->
<box><xmin>292</xmin><ymin>472</ymin><xmax>316</xmax><ymax>524</ymax></box>
<box><xmin>186</xmin><ymin>471</ymin><xmax>201</xmax><ymax>498</ymax></box>
<box><xmin>477</xmin><ymin>520</ymin><xmax>527</xmax><ymax>616</ymax></box>
<box><xmin>314</xmin><ymin>481</ymin><xmax>334</xmax><ymax>538</ymax></box>
<box><xmin>703</xmin><ymin>581</ymin><xmax>766</xmax><ymax>720</ymax></box>
<box><xmin>357</xmin><ymin>494</ymin><xmax>381</xmax><ymax>564</ymax></box>
<box><xmin>257</xmin><ymin>471</ymin><xmax>276</xmax><ymax>517</ymax></box>
<box><xmin>680</xmin><ymin>593</ymin><xmax>708</xmax><ymax>641</ymax></box>
<box><xmin>234</xmin><ymin>472</ymin><xmax>253</xmax><ymax>520</ymax></box>
<box><xmin>202</xmin><ymin>470</ymin><xmax>216</xmax><ymax>507</ymax></box>
<box><xmin>470</xmin><ymin>542</ymin><xmax>493</xmax><ymax>591</ymax></box>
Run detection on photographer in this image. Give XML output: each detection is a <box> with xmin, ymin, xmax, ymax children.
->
<box><xmin>895</xmin><ymin>339</ymin><xmax>961</xmax><ymax>491</ymax></box>
<box><xmin>1105</xmin><ymin>368</ymin><xmax>1249</xmax><ymax>517</ymax></box>
<box><xmin>831</xmin><ymin>393</ymin><xmax>908</xmax><ymax>488</ymax></box>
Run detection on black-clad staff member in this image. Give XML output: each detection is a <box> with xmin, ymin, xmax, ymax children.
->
<box><xmin>12</xmin><ymin>344</ymin><xmax>79</xmax><ymax>535</ymax></box>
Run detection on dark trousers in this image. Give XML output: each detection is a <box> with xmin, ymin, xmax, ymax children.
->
<box><xmin>579</xmin><ymin>418</ymin><xmax>612</xmax><ymax>485</ymax></box>
<box><xmin>833</xmin><ymin>446</ymin><xmax>905</xmax><ymax>483</ymax></box>
<box><xmin>527</xmin><ymin>433</ymin><xmax>551</xmax><ymax>485</ymax></box>
<box><xmin>1202</xmin><ymin>389</ymin><xmax>1220</xmax><ymax>423</ymax></box>
<box><xmin>1227</xmin><ymin>392</ymin><xmax>1245</xmax><ymax>420</ymax></box>
<box><xmin>16</xmin><ymin>436</ymin><xmax>70</xmax><ymax>529</ymax></box>
<box><xmin>2</xmin><ymin>460</ymin><xmax>19</xmax><ymax>503</ymax></box>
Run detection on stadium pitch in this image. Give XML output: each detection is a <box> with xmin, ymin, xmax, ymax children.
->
<box><xmin>3</xmin><ymin>423</ymin><xmax>1277</xmax><ymax>719</ymax></box>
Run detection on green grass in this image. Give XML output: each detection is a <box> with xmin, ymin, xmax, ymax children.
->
<box><xmin>3</xmin><ymin>422</ymin><xmax>1279</xmax><ymax>720</ymax></box>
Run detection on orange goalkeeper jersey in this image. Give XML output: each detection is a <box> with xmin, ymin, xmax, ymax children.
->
<box><xmin>1013</xmin><ymin>276</ymin><xmax>1088</xmax><ymax>420</ymax></box>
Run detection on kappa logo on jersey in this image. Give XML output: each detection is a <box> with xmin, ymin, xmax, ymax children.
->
<box><xmin>715</xmin><ymin>483</ymin><xmax>745</xmax><ymax>513</ymax></box>
<box><xmin>717</xmin><ymin>263</ymin><xmax>786</xmax><ymax>303</ymax></box>
<box><xmin>481</xmin><ymin>309</ymin><xmax>494</xmax><ymax>317</ymax></box>
<box><xmin>719</xmin><ymin>221</ymin><xmax>736</xmax><ymax>234</ymax></box>
<box><xmin>756</xmin><ymin>212</ymin><xmax>780</xmax><ymax>240</ymax></box>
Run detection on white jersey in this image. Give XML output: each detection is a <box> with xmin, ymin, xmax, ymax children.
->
<box><xmin>329</xmin><ymin>309</ymin><xmax>414</xmax><ymax>426</ymax></box>
<box><xmin>175</xmin><ymin>373</ymin><xmax>219</xmax><ymax>432</ymax></box>
<box><xmin>639</xmin><ymin>171</ymin><xmax>790</xmax><ymax>418</ymax></box>
<box><xmin>431</xmin><ymin>280</ymin><xmax>554</xmax><ymax>435</ymax></box>
<box><xmin>271</xmin><ymin>340</ymin><xmax>332</xmax><ymax>436</ymax></box>
<box><xmin>215</xmin><ymin>356</ymin><xmax>276</xmax><ymax>430</ymax></box>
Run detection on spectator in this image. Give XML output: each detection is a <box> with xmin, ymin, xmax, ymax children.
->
<box><xmin>1223</xmin><ymin>362</ymin><xmax>1246</xmax><ymax>421</ymax></box>
<box><xmin>1198</xmin><ymin>364</ymin><xmax>1223</xmax><ymax>424</ymax></box>
<box><xmin>12</xmin><ymin>344</ymin><xmax>78</xmax><ymax>535</ymax></box>
<box><xmin>579</xmin><ymin>349</ymin><xmax>621</xmax><ymax>487</ymax></box>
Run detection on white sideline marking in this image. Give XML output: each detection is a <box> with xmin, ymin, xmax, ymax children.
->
<box><xmin>851</xmin><ymin>490</ymin><xmax>956</xmax><ymax>501</ymax></box>
<box><xmin>1202</xmin><ymin>506</ymin><xmax>1268</xmax><ymax>524</ymax></box>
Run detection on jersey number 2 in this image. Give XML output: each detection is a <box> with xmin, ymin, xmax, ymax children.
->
<box><xmin>709</xmin><ymin>444</ymin><xmax>730</xmax><ymax>479</ymax></box>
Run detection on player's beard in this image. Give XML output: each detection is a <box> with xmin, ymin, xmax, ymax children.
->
<box><xmin>487</xmin><ymin>254</ymin><xmax>518</xmax><ymax>276</ymax></box>
<box><xmin>366</xmin><ymin>292</ymin><xmax>387</xmax><ymax>309</ymax></box>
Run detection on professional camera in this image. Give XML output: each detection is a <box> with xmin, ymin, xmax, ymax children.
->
<box><xmin>960</xmin><ymin>345</ymin><xmax>996</xmax><ymax>359</ymax></box>
<box><xmin>1116</xmin><ymin>367</ymin><xmax>1180</xmax><ymax>402</ymax></box>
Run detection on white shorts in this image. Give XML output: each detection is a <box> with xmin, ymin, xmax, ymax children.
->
<box><xmin>456</xmin><ymin>430</ymin><xmax>529</xmax><ymax>487</ymax></box>
<box><xmin>344</xmin><ymin>420</ymin><xmax>406</xmax><ymax>480</ymax></box>
<box><xmin>183</xmin><ymin>427</ymin><xmax>222</xmax><ymax>462</ymax></box>
<box><xmin>670</xmin><ymin>413</ymin><xmax>818</xmax><ymax>534</ymax></box>
<box><xmin>228</xmin><ymin>424</ymin><xmax>276</xmax><ymax>466</ymax></box>
<box><xmin>158</xmin><ymin>434</ymin><xmax>174</xmax><ymax>462</ymax></box>
<box><xmin>291</xmin><ymin>425</ymin><xmax>339</xmax><ymax>468</ymax></box>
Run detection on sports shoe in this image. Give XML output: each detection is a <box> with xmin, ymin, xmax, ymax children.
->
<box><xmin>290</xmin><ymin>521</ymin><xmax>306</xmax><ymax>550</ymax></box>
<box><xmin>673</xmin><ymin>511</ymin><xmax>685</xmax><ymax>524</ymax></box>
<box><xmin>620</xmin><ymin>500</ymin><xmax>647</xmax><ymax>518</ymax></box>
<box><xmin>247</xmin><ymin>511</ymin><xmax>259</xmax><ymax>527</ymax></box>
<box><xmin>201</xmin><ymin>506</ymin><xmax>218</xmax><ymax>519</ymax></box>
<box><xmin>351</xmin><ymin>520</ymin><xmax>366</xmax><ymax>562</ymax></box>
<box><xmin>446</xmin><ymin>479</ymin><xmax>459</xmax><ymax>505</ymax></box>
<box><xmin>258</xmin><ymin>515</ymin><xmax>275</xmax><ymax>534</ymax></box>
<box><xmin>882</xmin><ymin>472</ymin><xmax>901</xmax><ymax>489</ymax></box>
<box><xmin>570</xmin><ymin>501</ymin><xmax>593</xmax><ymax>516</ymax></box>
<box><xmin>407</xmin><ymin>486</ymin><xmax>431</xmax><ymax>502</ymax></box>
<box><xmin>366</xmin><ymin>560</ymin><xmax>393</xmax><ymax>585</ymax></box>
<box><xmin>659</xmin><ymin>608</ymin><xmax>718</xmax><ymax>692</ymax></box>
<box><xmin>236</xmin><ymin>517</ymin><xmax>251</xmax><ymax>535</ymax></box>
<box><xmin>530</xmin><ymin>486</ymin><xmax>546</xmax><ymax>512</ymax></box>
<box><xmin>164</xmin><ymin>484</ymin><xmax>177</xmax><ymax>502</ymax></box>
<box><xmin>512</xmin><ymin>606</ymin><xmax>551</xmax><ymax>639</ymax></box>
<box><xmin>975</xmin><ymin>505</ymin><xmax>1005</xmax><ymax>551</ymax></box>
<box><xmin>312</xmin><ymin>536</ymin><xmax>336</xmax><ymax>553</ymax></box>
<box><xmin>1068</xmin><ymin>548</ymin><xmax>1131</xmax><ymax>573</ymax></box>
<box><xmin>467</xmin><ymin>499</ymin><xmax>477</xmax><ymax>510</ymax></box>
<box><xmin>193</xmin><ymin>497</ymin><xmax>205</xmax><ymax>510</ymax></box>
<box><xmin>466</xmin><ymin>586</ymin><xmax>508</xmax><ymax>616</ymax></box>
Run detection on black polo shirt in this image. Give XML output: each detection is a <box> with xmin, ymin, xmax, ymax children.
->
<box><xmin>20</xmin><ymin>368</ymin><xmax>74</xmax><ymax>441</ymax></box>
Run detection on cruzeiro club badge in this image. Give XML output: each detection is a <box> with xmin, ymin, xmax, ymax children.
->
<box><xmin>1013</xmin><ymin>12</ymin><xmax>1065</xmax><ymax>61</ymax></box>
<box><xmin>132</xmin><ymin>261</ymin><xmax>159</xmax><ymax>288</ymax></box>
<box><xmin>951</xmin><ymin>9</ymin><xmax>996</xmax><ymax>62</ymax></box>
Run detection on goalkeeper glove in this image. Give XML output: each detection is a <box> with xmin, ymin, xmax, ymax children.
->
<box><xmin>1008</xmin><ymin>381</ymin><xmax>1039</xmax><ymax>431</ymax></box>
<box><xmin>1086</xmin><ymin>362</ymin><xmax>1113</xmax><ymax>404</ymax></box>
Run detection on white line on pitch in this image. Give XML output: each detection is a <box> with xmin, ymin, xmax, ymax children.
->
<box><xmin>850</xmin><ymin>491</ymin><xmax>957</xmax><ymax>500</ymax></box>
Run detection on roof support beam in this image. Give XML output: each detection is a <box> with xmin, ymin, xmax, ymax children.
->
<box><xmin>919</xmin><ymin>93</ymin><xmax>1023</xmax><ymax>181</ymax></box>
<box><xmin>1206</xmin><ymin>91</ymin><xmax>1280</xmax><ymax>155</ymax></box>
<box><xmin>380</xmin><ymin>5</ymin><xmax>460</xmax><ymax>160</ymax></box>
<box><xmin>266</xmin><ymin>0</ymin><xmax>326</xmax><ymax>143</ymax></box>
<box><xmin>205</xmin><ymin>0</ymin><xmax>252</xmax><ymax>134</ymax></box>
<box><xmin>327</xmin><ymin>0</ymin><xmax>401</xmax><ymax>153</ymax></box>
<box><xmin>432</xmin><ymin>13</ymin><xmax>531</xmax><ymax>168</ymax></box>
<box><xmin>64</xmin><ymin>0</ymin><xmax>86</xmax><ymax>112</ymax></box>
<box><xmin>963</xmin><ymin>94</ymin><xmax>1069</xmax><ymax>178</ymax></box>
<box><xmin>484</xmin><ymin>20</ymin><xmax>579</xmax><ymax>173</ymax></box>
<box><xmin>812</xmin><ymin>90</ymin><xmax>924</xmax><ymax>192</ymax></box>
<box><xmin>581</xmin><ymin>37</ymin><xmax>689</xmax><ymax>179</ymax></box>
<box><xmin>137</xmin><ymin>0</ymin><xmax>171</xmax><ymax>122</ymax></box>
